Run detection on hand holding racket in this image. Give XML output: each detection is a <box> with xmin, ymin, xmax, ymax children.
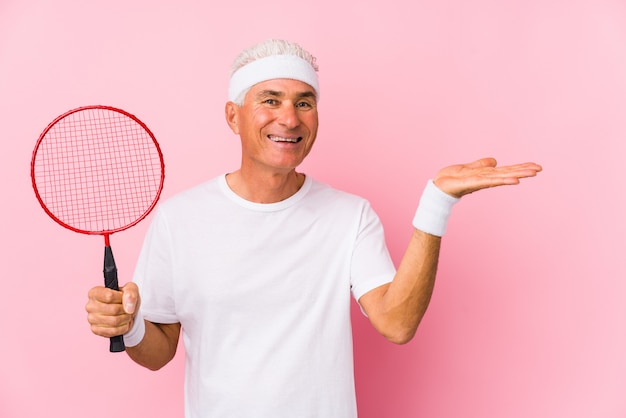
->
<box><xmin>31</xmin><ymin>105</ymin><xmax>165</xmax><ymax>352</ymax></box>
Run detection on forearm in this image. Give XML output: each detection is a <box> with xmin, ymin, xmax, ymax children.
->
<box><xmin>125</xmin><ymin>320</ymin><xmax>181</xmax><ymax>371</ymax></box>
<box><xmin>362</xmin><ymin>229</ymin><xmax>441</xmax><ymax>344</ymax></box>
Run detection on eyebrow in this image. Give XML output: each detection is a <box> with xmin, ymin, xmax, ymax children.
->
<box><xmin>255</xmin><ymin>89</ymin><xmax>317</xmax><ymax>100</ymax></box>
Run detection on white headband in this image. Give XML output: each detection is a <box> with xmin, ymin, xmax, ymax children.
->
<box><xmin>228</xmin><ymin>54</ymin><xmax>320</xmax><ymax>103</ymax></box>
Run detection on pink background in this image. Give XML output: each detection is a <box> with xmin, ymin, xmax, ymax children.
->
<box><xmin>1</xmin><ymin>0</ymin><xmax>625</xmax><ymax>417</ymax></box>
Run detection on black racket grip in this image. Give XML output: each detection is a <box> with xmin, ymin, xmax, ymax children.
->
<box><xmin>104</xmin><ymin>246</ymin><xmax>126</xmax><ymax>353</ymax></box>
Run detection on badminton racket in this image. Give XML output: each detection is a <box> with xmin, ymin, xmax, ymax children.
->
<box><xmin>31</xmin><ymin>105</ymin><xmax>165</xmax><ymax>352</ymax></box>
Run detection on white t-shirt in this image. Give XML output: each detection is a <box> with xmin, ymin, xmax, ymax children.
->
<box><xmin>134</xmin><ymin>174</ymin><xmax>396</xmax><ymax>418</ymax></box>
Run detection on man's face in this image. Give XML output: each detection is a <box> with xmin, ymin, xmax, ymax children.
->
<box><xmin>227</xmin><ymin>78</ymin><xmax>319</xmax><ymax>175</ymax></box>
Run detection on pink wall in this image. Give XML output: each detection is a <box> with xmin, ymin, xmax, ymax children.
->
<box><xmin>2</xmin><ymin>0</ymin><xmax>625</xmax><ymax>417</ymax></box>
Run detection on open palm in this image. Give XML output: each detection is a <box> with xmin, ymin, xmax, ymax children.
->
<box><xmin>434</xmin><ymin>158</ymin><xmax>542</xmax><ymax>198</ymax></box>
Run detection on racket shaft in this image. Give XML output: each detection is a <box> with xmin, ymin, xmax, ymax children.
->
<box><xmin>104</xmin><ymin>246</ymin><xmax>126</xmax><ymax>352</ymax></box>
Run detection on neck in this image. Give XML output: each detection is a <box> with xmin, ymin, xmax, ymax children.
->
<box><xmin>225</xmin><ymin>169</ymin><xmax>305</xmax><ymax>203</ymax></box>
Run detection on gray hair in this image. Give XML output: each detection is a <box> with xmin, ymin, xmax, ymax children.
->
<box><xmin>230</xmin><ymin>39</ymin><xmax>319</xmax><ymax>105</ymax></box>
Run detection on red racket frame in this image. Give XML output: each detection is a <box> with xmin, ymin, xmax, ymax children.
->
<box><xmin>31</xmin><ymin>105</ymin><xmax>165</xmax><ymax>245</ymax></box>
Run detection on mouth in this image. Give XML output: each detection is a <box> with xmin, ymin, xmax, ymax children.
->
<box><xmin>268</xmin><ymin>135</ymin><xmax>303</xmax><ymax>143</ymax></box>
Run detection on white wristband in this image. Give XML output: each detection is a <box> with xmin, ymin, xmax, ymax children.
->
<box><xmin>412</xmin><ymin>179</ymin><xmax>460</xmax><ymax>237</ymax></box>
<box><xmin>123</xmin><ymin>310</ymin><xmax>145</xmax><ymax>348</ymax></box>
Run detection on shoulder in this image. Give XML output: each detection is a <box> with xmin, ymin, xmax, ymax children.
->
<box><xmin>165</xmin><ymin>175</ymin><xmax>222</xmax><ymax>203</ymax></box>
<box><xmin>155</xmin><ymin>175</ymin><xmax>224</xmax><ymax>218</ymax></box>
<box><xmin>303</xmin><ymin>177</ymin><xmax>380</xmax><ymax>226</ymax></box>
<box><xmin>307</xmin><ymin>177</ymin><xmax>371</xmax><ymax>208</ymax></box>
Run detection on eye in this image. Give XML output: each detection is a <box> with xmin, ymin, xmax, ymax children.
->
<box><xmin>295</xmin><ymin>101</ymin><xmax>313</xmax><ymax>109</ymax></box>
<box><xmin>263</xmin><ymin>99</ymin><xmax>278</xmax><ymax>106</ymax></box>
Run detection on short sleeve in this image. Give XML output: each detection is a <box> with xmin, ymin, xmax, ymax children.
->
<box><xmin>133</xmin><ymin>207</ymin><xmax>179</xmax><ymax>324</ymax></box>
<box><xmin>350</xmin><ymin>203</ymin><xmax>396</xmax><ymax>302</ymax></box>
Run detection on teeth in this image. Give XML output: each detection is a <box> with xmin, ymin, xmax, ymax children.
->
<box><xmin>270</xmin><ymin>136</ymin><xmax>301</xmax><ymax>143</ymax></box>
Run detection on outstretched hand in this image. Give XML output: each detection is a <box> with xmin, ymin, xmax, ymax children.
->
<box><xmin>433</xmin><ymin>158</ymin><xmax>542</xmax><ymax>198</ymax></box>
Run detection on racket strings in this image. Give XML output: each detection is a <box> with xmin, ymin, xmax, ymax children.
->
<box><xmin>33</xmin><ymin>108</ymin><xmax>163</xmax><ymax>233</ymax></box>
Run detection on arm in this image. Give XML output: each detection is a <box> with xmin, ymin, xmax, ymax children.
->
<box><xmin>359</xmin><ymin>158</ymin><xmax>542</xmax><ymax>344</ymax></box>
<box><xmin>126</xmin><ymin>320</ymin><xmax>180</xmax><ymax>371</ymax></box>
<box><xmin>85</xmin><ymin>282</ymin><xmax>180</xmax><ymax>370</ymax></box>
<box><xmin>359</xmin><ymin>229</ymin><xmax>440</xmax><ymax>344</ymax></box>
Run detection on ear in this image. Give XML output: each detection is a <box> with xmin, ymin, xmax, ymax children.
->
<box><xmin>225</xmin><ymin>101</ymin><xmax>240</xmax><ymax>134</ymax></box>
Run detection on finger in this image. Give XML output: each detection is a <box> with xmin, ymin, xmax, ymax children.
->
<box><xmin>491</xmin><ymin>166</ymin><xmax>542</xmax><ymax>180</ymax></box>
<box><xmin>86</xmin><ymin>302</ymin><xmax>133</xmax><ymax>337</ymax></box>
<box><xmin>508</xmin><ymin>162</ymin><xmax>542</xmax><ymax>169</ymax></box>
<box><xmin>493</xmin><ymin>162</ymin><xmax>543</xmax><ymax>173</ymax></box>
<box><xmin>87</xmin><ymin>286</ymin><xmax>123</xmax><ymax>305</ymax></box>
<box><xmin>85</xmin><ymin>297</ymin><xmax>126</xmax><ymax>315</ymax></box>
<box><xmin>89</xmin><ymin>320</ymin><xmax>132</xmax><ymax>338</ymax></box>
<box><xmin>120</xmin><ymin>282</ymin><xmax>140</xmax><ymax>314</ymax></box>
<box><xmin>465</xmin><ymin>157</ymin><xmax>497</xmax><ymax>169</ymax></box>
<box><xmin>87</xmin><ymin>309</ymin><xmax>131</xmax><ymax>327</ymax></box>
<box><xmin>85</xmin><ymin>286</ymin><xmax>126</xmax><ymax>316</ymax></box>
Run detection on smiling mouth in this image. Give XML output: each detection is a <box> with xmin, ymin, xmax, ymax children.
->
<box><xmin>269</xmin><ymin>135</ymin><xmax>303</xmax><ymax>143</ymax></box>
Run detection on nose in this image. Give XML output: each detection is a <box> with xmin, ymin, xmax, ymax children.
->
<box><xmin>276</xmin><ymin>102</ymin><xmax>301</xmax><ymax>129</ymax></box>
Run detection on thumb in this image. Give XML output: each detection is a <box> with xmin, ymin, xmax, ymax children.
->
<box><xmin>120</xmin><ymin>282</ymin><xmax>140</xmax><ymax>315</ymax></box>
<box><xmin>467</xmin><ymin>157</ymin><xmax>497</xmax><ymax>169</ymax></box>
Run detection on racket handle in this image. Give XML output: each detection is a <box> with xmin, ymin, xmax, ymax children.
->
<box><xmin>104</xmin><ymin>245</ymin><xmax>126</xmax><ymax>353</ymax></box>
